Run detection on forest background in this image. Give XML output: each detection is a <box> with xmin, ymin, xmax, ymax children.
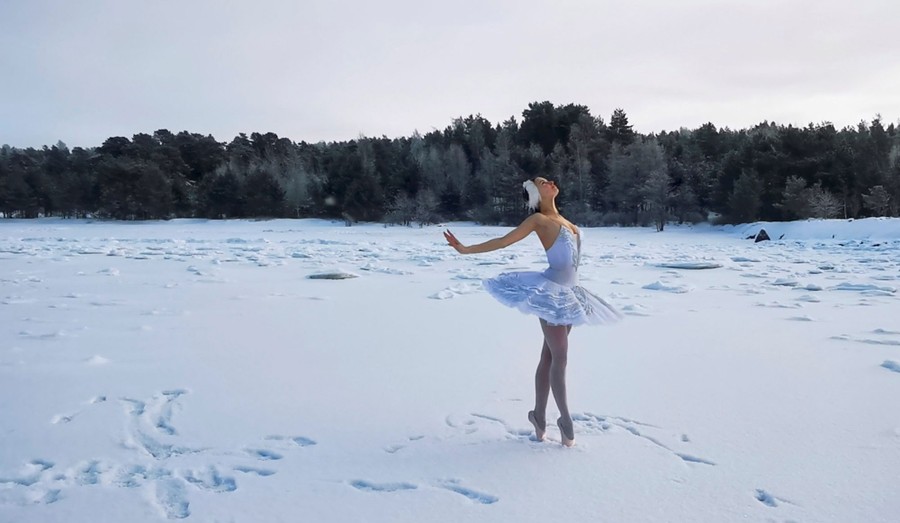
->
<box><xmin>2</xmin><ymin>102</ymin><xmax>898</xmax><ymax>231</ymax></box>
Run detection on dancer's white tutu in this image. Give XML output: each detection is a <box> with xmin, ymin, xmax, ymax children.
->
<box><xmin>482</xmin><ymin>227</ymin><xmax>622</xmax><ymax>326</ymax></box>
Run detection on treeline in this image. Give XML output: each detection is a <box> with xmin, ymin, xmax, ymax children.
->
<box><xmin>1</xmin><ymin>102</ymin><xmax>898</xmax><ymax>228</ymax></box>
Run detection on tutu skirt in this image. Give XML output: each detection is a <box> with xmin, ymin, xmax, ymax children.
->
<box><xmin>483</xmin><ymin>271</ymin><xmax>622</xmax><ymax>326</ymax></box>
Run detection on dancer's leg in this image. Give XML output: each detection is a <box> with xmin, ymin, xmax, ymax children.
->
<box><xmin>540</xmin><ymin>320</ymin><xmax>574</xmax><ymax>444</ymax></box>
<box><xmin>533</xmin><ymin>325</ymin><xmax>571</xmax><ymax>420</ymax></box>
<box><xmin>530</xmin><ymin>339</ymin><xmax>552</xmax><ymax>439</ymax></box>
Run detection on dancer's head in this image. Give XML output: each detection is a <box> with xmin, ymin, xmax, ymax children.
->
<box><xmin>522</xmin><ymin>177</ymin><xmax>558</xmax><ymax>211</ymax></box>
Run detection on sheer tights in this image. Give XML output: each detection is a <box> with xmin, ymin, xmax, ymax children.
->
<box><xmin>533</xmin><ymin>320</ymin><xmax>574</xmax><ymax>441</ymax></box>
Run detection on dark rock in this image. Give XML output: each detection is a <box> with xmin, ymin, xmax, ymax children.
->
<box><xmin>754</xmin><ymin>229</ymin><xmax>771</xmax><ymax>243</ymax></box>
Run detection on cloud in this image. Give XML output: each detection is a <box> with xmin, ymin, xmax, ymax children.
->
<box><xmin>2</xmin><ymin>0</ymin><xmax>898</xmax><ymax>147</ymax></box>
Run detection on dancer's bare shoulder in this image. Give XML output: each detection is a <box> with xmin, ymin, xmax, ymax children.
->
<box><xmin>531</xmin><ymin>213</ymin><xmax>558</xmax><ymax>233</ymax></box>
<box><xmin>531</xmin><ymin>214</ymin><xmax>559</xmax><ymax>244</ymax></box>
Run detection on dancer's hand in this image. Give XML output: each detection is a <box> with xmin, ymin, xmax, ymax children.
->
<box><xmin>443</xmin><ymin>230</ymin><xmax>469</xmax><ymax>254</ymax></box>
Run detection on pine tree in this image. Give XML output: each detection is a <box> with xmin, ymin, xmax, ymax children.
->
<box><xmin>779</xmin><ymin>175</ymin><xmax>808</xmax><ymax>219</ymax></box>
<box><xmin>607</xmin><ymin>108</ymin><xmax>635</xmax><ymax>146</ymax></box>
<box><xmin>728</xmin><ymin>170</ymin><xmax>763</xmax><ymax>223</ymax></box>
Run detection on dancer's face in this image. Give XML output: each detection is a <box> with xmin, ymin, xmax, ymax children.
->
<box><xmin>534</xmin><ymin>177</ymin><xmax>559</xmax><ymax>200</ymax></box>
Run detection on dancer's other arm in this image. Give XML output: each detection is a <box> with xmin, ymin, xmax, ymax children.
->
<box><xmin>443</xmin><ymin>214</ymin><xmax>539</xmax><ymax>255</ymax></box>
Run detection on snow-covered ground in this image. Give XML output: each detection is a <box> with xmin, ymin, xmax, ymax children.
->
<box><xmin>1</xmin><ymin>217</ymin><xmax>899</xmax><ymax>522</ymax></box>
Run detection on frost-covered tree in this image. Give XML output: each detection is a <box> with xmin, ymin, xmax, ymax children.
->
<box><xmin>385</xmin><ymin>193</ymin><xmax>416</xmax><ymax>226</ymax></box>
<box><xmin>414</xmin><ymin>188</ymin><xmax>441</xmax><ymax>225</ymax></box>
<box><xmin>861</xmin><ymin>185</ymin><xmax>891</xmax><ymax>216</ymax></box>
<box><xmin>642</xmin><ymin>169</ymin><xmax>672</xmax><ymax>231</ymax></box>
<box><xmin>804</xmin><ymin>183</ymin><xmax>842</xmax><ymax>219</ymax></box>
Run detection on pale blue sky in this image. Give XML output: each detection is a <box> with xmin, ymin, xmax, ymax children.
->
<box><xmin>2</xmin><ymin>0</ymin><xmax>899</xmax><ymax>148</ymax></box>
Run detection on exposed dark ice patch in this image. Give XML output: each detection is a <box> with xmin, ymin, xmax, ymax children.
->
<box><xmin>307</xmin><ymin>271</ymin><xmax>358</xmax><ymax>280</ymax></box>
<box><xmin>655</xmin><ymin>262</ymin><xmax>722</xmax><ymax>270</ymax></box>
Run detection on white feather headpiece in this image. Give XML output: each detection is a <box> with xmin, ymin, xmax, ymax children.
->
<box><xmin>523</xmin><ymin>180</ymin><xmax>541</xmax><ymax>211</ymax></box>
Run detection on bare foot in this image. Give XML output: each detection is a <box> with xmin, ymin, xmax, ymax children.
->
<box><xmin>528</xmin><ymin>411</ymin><xmax>546</xmax><ymax>442</ymax></box>
<box><xmin>557</xmin><ymin>417</ymin><xmax>575</xmax><ymax>447</ymax></box>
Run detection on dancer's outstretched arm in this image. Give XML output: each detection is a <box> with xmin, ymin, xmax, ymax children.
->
<box><xmin>444</xmin><ymin>214</ymin><xmax>540</xmax><ymax>255</ymax></box>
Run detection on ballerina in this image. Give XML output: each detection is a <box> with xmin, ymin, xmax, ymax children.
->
<box><xmin>443</xmin><ymin>177</ymin><xmax>621</xmax><ymax>447</ymax></box>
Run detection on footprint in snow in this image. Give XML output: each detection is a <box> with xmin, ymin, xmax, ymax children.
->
<box><xmin>233</xmin><ymin>466</ymin><xmax>276</xmax><ymax>477</ymax></box>
<box><xmin>573</xmin><ymin>413</ymin><xmax>715</xmax><ymax>466</ymax></box>
<box><xmin>830</xmin><ymin>334</ymin><xmax>900</xmax><ymax>347</ymax></box>
<box><xmin>754</xmin><ymin>488</ymin><xmax>796</xmax><ymax>508</ymax></box>
<box><xmin>245</xmin><ymin>449</ymin><xmax>283</xmax><ymax>461</ymax></box>
<box><xmin>350</xmin><ymin>479</ymin><xmax>418</xmax><ymax>493</ymax></box>
<box><xmin>154</xmin><ymin>478</ymin><xmax>190</xmax><ymax>519</ymax></box>
<box><xmin>51</xmin><ymin>395</ymin><xmax>110</xmax><ymax>424</ymax></box>
<box><xmin>349</xmin><ymin>477</ymin><xmax>497</xmax><ymax>505</ymax></box>
<box><xmin>881</xmin><ymin>360</ymin><xmax>900</xmax><ymax>373</ymax></box>
<box><xmin>181</xmin><ymin>466</ymin><xmax>237</xmax><ymax>493</ymax></box>
<box><xmin>17</xmin><ymin>388</ymin><xmax>318</xmax><ymax>518</ymax></box>
<box><xmin>437</xmin><ymin>479</ymin><xmax>499</xmax><ymax>504</ymax></box>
